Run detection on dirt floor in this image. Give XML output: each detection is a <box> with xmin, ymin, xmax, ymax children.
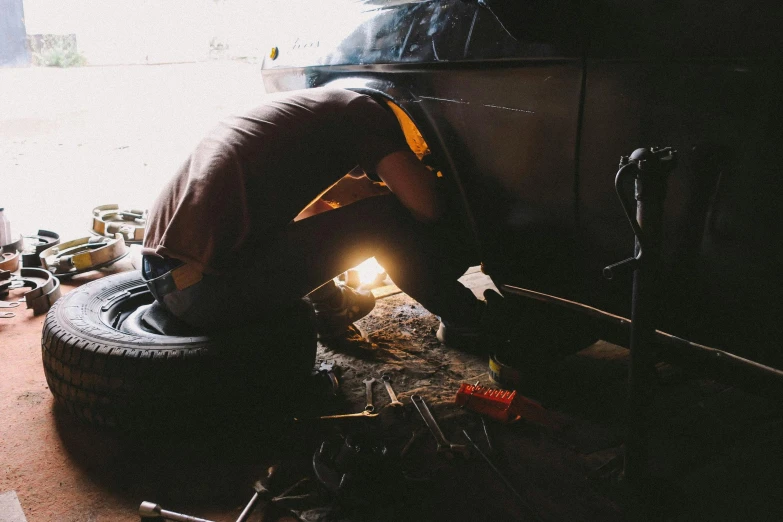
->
<box><xmin>2</xmin><ymin>258</ymin><xmax>782</xmax><ymax>521</ymax></box>
<box><xmin>2</xmin><ymin>62</ymin><xmax>783</xmax><ymax>522</ymax></box>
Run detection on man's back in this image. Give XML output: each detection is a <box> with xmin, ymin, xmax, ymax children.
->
<box><xmin>143</xmin><ymin>87</ymin><xmax>405</xmax><ymax>272</ymax></box>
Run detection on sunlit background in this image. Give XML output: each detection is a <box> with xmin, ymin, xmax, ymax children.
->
<box><xmin>0</xmin><ymin>0</ymin><xmax>373</xmax><ymax>259</ymax></box>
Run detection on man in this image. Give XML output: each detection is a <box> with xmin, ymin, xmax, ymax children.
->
<box><xmin>141</xmin><ymin>87</ymin><xmax>490</xmax><ymax>345</ymax></box>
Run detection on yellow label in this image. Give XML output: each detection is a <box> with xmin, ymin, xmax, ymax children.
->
<box><xmin>171</xmin><ymin>264</ymin><xmax>203</xmax><ymax>290</ymax></box>
<box><xmin>72</xmin><ymin>252</ymin><xmax>93</xmax><ymax>270</ymax></box>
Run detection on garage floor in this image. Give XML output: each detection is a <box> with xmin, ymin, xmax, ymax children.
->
<box><xmin>2</xmin><ymin>62</ymin><xmax>782</xmax><ymax>522</ymax></box>
<box><xmin>2</xmin><ymin>257</ymin><xmax>782</xmax><ymax>522</ymax></box>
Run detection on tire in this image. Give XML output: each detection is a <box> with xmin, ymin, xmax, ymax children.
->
<box><xmin>41</xmin><ymin>271</ymin><xmax>317</xmax><ymax>430</ymax></box>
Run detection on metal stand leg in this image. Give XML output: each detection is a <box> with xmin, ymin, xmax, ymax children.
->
<box><xmin>604</xmin><ymin>147</ymin><xmax>678</xmax><ymax>483</ymax></box>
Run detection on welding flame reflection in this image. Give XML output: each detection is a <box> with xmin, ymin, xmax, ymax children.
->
<box><xmin>354</xmin><ymin>257</ymin><xmax>385</xmax><ymax>286</ymax></box>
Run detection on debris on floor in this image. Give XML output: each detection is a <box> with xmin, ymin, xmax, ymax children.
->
<box><xmin>1</xmin><ymin>267</ymin><xmax>782</xmax><ymax>521</ymax></box>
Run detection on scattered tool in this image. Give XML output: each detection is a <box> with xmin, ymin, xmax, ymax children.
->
<box><xmin>138</xmin><ymin>502</ymin><xmax>215</xmax><ymax>522</ymax></box>
<box><xmin>410</xmin><ymin>395</ymin><xmax>470</xmax><ymax>459</ymax></box>
<box><xmin>314</xmin><ymin>410</ymin><xmax>379</xmax><ymax>420</ymax></box>
<box><xmin>313</xmin><ymin>361</ymin><xmax>340</xmax><ymax>396</ymax></box>
<box><xmin>236</xmin><ymin>467</ymin><xmax>276</xmax><ymax>522</ymax></box>
<box><xmin>381</xmin><ymin>374</ymin><xmax>403</xmax><ymax>407</ymax></box>
<box><xmin>400</xmin><ymin>429</ymin><xmax>426</xmax><ymax>458</ymax></box>
<box><xmin>455</xmin><ymin>382</ymin><xmax>551</xmax><ymax>425</ymax></box>
<box><xmin>363</xmin><ymin>377</ymin><xmax>376</xmax><ymax>413</ymax></box>
<box><xmin>462</xmin><ymin>430</ymin><xmax>543</xmax><ymax>522</ymax></box>
<box><xmin>480</xmin><ymin>416</ymin><xmax>495</xmax><ymax>454</ymax></box>
<box><xmin>139</xmin><ymin>467</ymin><xmax>286</xmax><ymax>522</ymax></box>
<box><xmin>313</xmin><ymin>433</ymin><xmax>396</xmax><ymax>506</ymax></box>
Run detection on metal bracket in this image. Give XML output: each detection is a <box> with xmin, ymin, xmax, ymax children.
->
<box><xmin>91</xmin><ymin>204</ymin><xmax>147</xmax><ymax>244</ymax></box>
<box><xmin>20</xmin><ymin>268</ymin><xmax>62</xmax><ymax>315</ymax></box>
<box><xmin>0</xmin><ymin>251</ymin><xmax>20</xmax><ymax>272</ymax></box>
<box><xmin>40</xmin><ymin>235</ymin><xmax>128</xmax><ymax>279</ymax></box>
<box><xmin>21</xmin><ymin>230</ymin><xmax>60</xmax><ymax>268</ymax></box>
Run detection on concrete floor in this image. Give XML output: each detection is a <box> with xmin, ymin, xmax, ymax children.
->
<box><xmin>3</xmin><ymin>261</ymin><xmax>783</xmax><ymax>521</ymax></box>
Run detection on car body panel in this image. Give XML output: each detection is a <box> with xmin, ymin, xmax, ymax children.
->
<box><xmin>261</xmin><ymin>0</ymin><xmax>783</xmax><ymax>362</ymax></box>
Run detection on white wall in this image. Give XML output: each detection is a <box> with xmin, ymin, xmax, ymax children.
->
<box><xmin>22</xmin><ymin>0</ymin><xmax>275</xmax><ymax>65</ymax></box>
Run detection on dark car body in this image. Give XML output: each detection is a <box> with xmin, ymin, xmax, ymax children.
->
<box><xmin>261</xmin><ymin>0</ymin><xmax>783</xmax><ymax>366</ymax></box>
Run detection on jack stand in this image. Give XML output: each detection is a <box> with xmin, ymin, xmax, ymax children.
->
<box><xmin>604</xmin><ymin>147</ymin><xmax>678</xmax><ymax>484</ymax></box>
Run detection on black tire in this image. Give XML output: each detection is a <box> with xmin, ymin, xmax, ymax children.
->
<box><xmin>41</xmin><ymin>271</ymin><xmax>317</xmax><ymax>430</ymax></box>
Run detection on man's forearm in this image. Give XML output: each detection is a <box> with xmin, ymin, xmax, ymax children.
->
<box><xmin>375</xmin><ymin>150</ymin><xmax>445</xmax><ymax>223</ymax></box>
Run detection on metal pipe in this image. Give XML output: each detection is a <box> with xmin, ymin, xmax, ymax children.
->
<box><xmin>461</xmin><ymin>430</ymin><xmax>543</xmax><ymax>522</ymax></box>
<box><xmin>501</xmin><ymin>284</ymin><xmax>783</xmax><ymax>400</ymax></box>
<box><xmin>621</xmin><ymin>148</ymin><xmax>673</xmax><ymax>482</ymax></box>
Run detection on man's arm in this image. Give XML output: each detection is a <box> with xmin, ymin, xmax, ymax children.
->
<box><xmin>375</xmin><ymin>150</ymin><xmax>445</xmax><ymax>223</ymax></box>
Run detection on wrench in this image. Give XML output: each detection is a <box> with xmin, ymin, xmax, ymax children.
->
<box><xmin>381</xmin><ymin>374</ymin><xmax>403</xmax><ymax>407</ymax></box>
<box><xmin>138</xmin><ymin>502</ymin><xmax>215</xmax><ymax>522</ymax></box>
<box><xmin>315</xmin><ymin>410</ymin><xmax>379</xmax><ymax>420</ymax></box>
<box><xmin>410</xmin><ymin>395</ymin><xmax>470</xmax><ymax>459</ymax></box>
<box><xmin>363</xmin><ymin>377</ymin><xmax>376</xmax><ymax>412</ymax></box>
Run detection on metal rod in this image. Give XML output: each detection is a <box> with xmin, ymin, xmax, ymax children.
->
<box><xmin>500</xmin><ymin>284</ymin><xmax>783</xmax><ymax>401</ymax></box>
<box><xmin>235</xmin><ymin>492</ymin><xmax>260</xmax><ymax>522</ymax></box>
<box><xmin>480</xmin><ymin>416</ymin><xmax>494</xmax><ymax>454</ymax></box>
<box><xmin>462</xmin><ymin>430</ymin><xmax>543</xmax><ymax>522</ymax></box>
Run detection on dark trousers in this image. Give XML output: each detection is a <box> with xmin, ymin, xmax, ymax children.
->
<box><xmin>144</xmin><ymin>194</ymin><xmax>480</xmax><ymax>331</ymax></box>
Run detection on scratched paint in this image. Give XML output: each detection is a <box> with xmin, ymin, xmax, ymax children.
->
<box><xmin>482</xmin><ymin>104</ymin><xmax>535</xmax><ymax>114</ymax></box>
<box><xmin>417</xmin><ymin>95</ymin><xmax>535</xmax><ymax>114</ymax></box>
<box><xmin>418</xmin><ymin>95</ymin><xmax>469</xmax><ymax>104</ymax></box>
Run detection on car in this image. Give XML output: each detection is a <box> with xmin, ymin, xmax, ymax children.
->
<box><xmin>260</xmin><ymin>0</ymin><xmax>783</xmax><ymax>375</ymax></box>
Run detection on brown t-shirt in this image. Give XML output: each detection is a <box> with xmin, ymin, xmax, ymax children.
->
<box><xmin>142</xmin><ymin>88</ymin><xmax>407</xmax><ymax>273</ymax></box>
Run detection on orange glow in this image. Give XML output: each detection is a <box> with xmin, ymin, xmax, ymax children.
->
<box><xmin>353</xmin><ymin>257</ymin><xmax>385</xmax><ymax>286</ymax></box>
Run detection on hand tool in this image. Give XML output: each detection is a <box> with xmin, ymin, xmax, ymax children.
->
<box><xmin>315</xmin><ymin>361</ymin><xmax>339</xmax><ymax>396</ymax></box>
<box><xmin>315</xmin><ymin>410</ymin><xmax>379</xmax><ymax>420</ymax></box>
<box><xmin>462</xmin><ymin>430</ymin><xmax>543</xmax><ymax>522</ymax></box>
<box><xmin>138</xmin><ymin>502</ymin><xmax>215</xmax><ymax>522</ymax></box>
<box><xmin>381</xmin><ymin>374</ymin><xmax>403</xmax><ymax>407</ymax></box>
<box><xmin>410</xmin><ymin>395</ymin><xmax>470</xmax><ymax>459</ymax></box>
<box><xmin>237</xmin><ymin>467</ymin><xmax>276</xmax><ymax>522</ymax></box>
<box><xmin>363</xmin><ymin>377</ymin><xmax>376</xmax><ymax>412</ymax></box>
<box><xmin>139</xmin><ymin>468</ymin><xmax>280</xmax><ymax>522</ymax></box>
<box><xmin>480</xmin><ymin>415</ymin><xmax>495</xmax><ymax>454</ymax></box>
<box><xmin>399</xmin><ymin>429</ymin><xmax>425</xmax><ymax>457</ymax></box>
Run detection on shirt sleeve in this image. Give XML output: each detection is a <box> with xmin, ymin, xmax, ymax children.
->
<box><xmin>346</xmin><ymin>95</ymin><xmax>408</xmax><ymax>182</ymax></box>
